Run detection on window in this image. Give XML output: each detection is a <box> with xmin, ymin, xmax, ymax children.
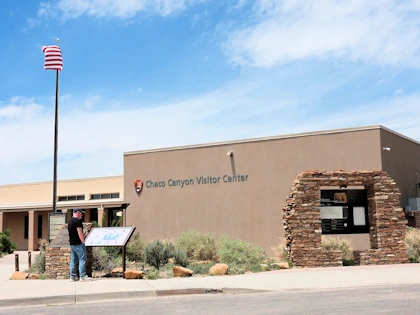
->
<box><xmin>38</xmin><ymin>215</ymin><xmax>43</xmax><ymax>239</ymax></box>
<box><xmin>24</xmin><ymin>216</ymin><xmax>29</xmax><ymax>239</ymax></box>
<box><xmin>320</xmin><ymin>189</ymin><xmax>369</xmax><ymax>234</ymax></box>
<box><xmin>90</xmin><ymin>193</ymin><xmax>120</xmax><ymax>200</ymax></box>
<box><xmin>90</xmin><ymin>209</ymin><xmax>98</xmax><ymax>224</ymax></box>
<box><xmin>107</xmin><ymin>207</ymin><xmax>123</xmax><ymax>227</ymax></box>
<box><xmin>58</xmin><ymin>195</ymin><xmax>85</xmax><ymax>202</ymax></box>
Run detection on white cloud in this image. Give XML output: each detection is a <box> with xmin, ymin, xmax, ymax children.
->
<box><xmin>1</xmin><ymin>72</ymin><xmax>419</xmax><ymax>185</ymax></box>
<box><xmin>83</xmin><ymin>95</ymin><xmax>101</xmax><ymax>110</ymax></box>
<box><xmin>0</xmin><ymin>97</ymin><xmax>44</xmax><ymax>119</ymax></box>
<box><xmin>394</xmin><ymin>89</ymin><xmax>403</xmax><ymax>95</ymax></box>
<box><xmin>39</xmin><ymin>0</ymin><xmax>206</xmax><ymax>19</ymax></box>
<box><xmin>225</xmin><ymin>0</ymin><xmax>420</xmax><ymax>68</ymax></box>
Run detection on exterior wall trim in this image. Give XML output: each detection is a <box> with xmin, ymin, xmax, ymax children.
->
<box><xmin>124</xmin><ymin>125</ymin><xmax>411</xmax><ymax>156</ymax></box>
<box><xmin>0</xmin><ymin>175</ymin><xmax>123</xmax><ymax>189</ymax></box>
<box><xmin>0</xmin><ymin>198</ymin><xmax>125</xmax><ymax>211</ymax></box>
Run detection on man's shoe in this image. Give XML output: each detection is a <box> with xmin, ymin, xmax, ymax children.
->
<box><xmin>79</xmin><ymin>276</ymin><xmax>92</xmax><ymax>281</ymax></box>
<box><xmin>70</xmin><ymin>277</ymin><xmax>77</xmax><ymax>282</ymax></box>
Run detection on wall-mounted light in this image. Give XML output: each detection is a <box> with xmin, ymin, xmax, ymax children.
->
<box><xmin>134</xmin><ymin>180</ymin><xmax>143</xmax><ymax>194</ymax></box>
<box><xmin>227</xmin><ymin>151</ymin><xmax>233</xmax><ymax>156</ymax></box>
<box><xmin>383</xmin><ymin>147</ymin><xmax>391</xmax><ymax>151</ymax></box>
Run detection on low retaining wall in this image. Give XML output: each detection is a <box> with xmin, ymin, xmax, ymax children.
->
<box><xmin>292</xmin><ymin>249</ymin><xmax>343</xmax><ymax>268</ymax></box>
<box><xmin>45</xmin><ymin>247</ymin><xmax>93</xmax><ymax>279</ymax></box>
<box><xmin>45</xmin><ymin>222</ymin><xmax>93</xmax><ymax>279</ymax></box>
<box><xmin>354</xmin><ymin>249</ymin><xmax>407</xmax><ymax>265</ymax></box>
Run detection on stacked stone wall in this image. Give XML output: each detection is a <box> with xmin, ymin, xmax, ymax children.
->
<box><xmin>45</xmin><ymin>247</ymin><xmax>93</xmax><ymax>279</ymax></box>
<box><xmin>45</xmin><ymin>223</ymin><xmax>93</xmax><ymax>279</ymax></box>
<box><xmin>282</xmin><ymin>170</ymin><xmax>408</xmax><ymax>267</ymax></box>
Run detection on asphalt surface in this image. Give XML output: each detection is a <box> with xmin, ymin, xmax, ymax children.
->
<box><xmin>2</xmin><ymin>284</ymin><xmax>420</xmax><ymax>315</ymax></box>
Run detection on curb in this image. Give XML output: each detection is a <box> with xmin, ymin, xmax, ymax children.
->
<box><xmin>0</xmin><ymin>288</ymin><xmax>270</xmax><ymax>308</ymax></box>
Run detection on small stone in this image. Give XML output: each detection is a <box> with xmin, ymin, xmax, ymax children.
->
<box><xmin>271</xmin><ymin>262</ymin><xmax>290</xmax><ymax>269</ymax></box>
<box><xmin>209</xmin><ymin>263</ymin><xmax>229</xmax><ymax>275</ymax></box>
<box><xmin>10</xmin><ymin>272</ymin><xmax>28</xmax><ymax>280</ymax></box>
<box><xmin>260</xmin><ymin>264</ymin><xmax>270</xmax><ymax>271</ymax></box>
<box><xmin>124</xmin><ymin>270</ymin><xmax>144</xmax><ymax>279</ymax></box>
<box><xmin>173</xmin><ymin>266</ymin><xmax>193</xmax><ymax>277</ymax></box>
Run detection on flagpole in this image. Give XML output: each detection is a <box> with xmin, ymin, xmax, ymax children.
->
<box><xmin>52</xmin><ymin>38</ymin><xmax>60</xmax><ymax>213</ymax></box>
<box><xmin>52</xmin><ymin>68</ymin><xmax>59</xmax><ymax>213</ymax></box>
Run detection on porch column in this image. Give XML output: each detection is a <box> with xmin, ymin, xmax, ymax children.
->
<box><xmin>84</xmin><ymin>209</ymin><xmax>91</xmax><ymax>223</ymax></box>
<box><xmin>28</xmin><ymin>211</ymin><xmax>38</xmax><ymax>251</ymax></box>
<box><xmin>0</xmin><ymin>212</ymin><xmax>4</xmax><ymax>233</ymax></box>
<box><xmin>98</xmin><ymin>206</ymin><xmax>105</xmax><ymax>227</ymax></box>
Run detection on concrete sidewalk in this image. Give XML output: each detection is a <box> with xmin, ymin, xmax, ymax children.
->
<box><xmin>1</xmin><ymin>252</ymin><xmax>420</xmax><ymax>308</ymax></box>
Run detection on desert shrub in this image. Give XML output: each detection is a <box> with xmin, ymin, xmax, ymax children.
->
<box><xmin>176</xmin><ymin>230</ymin><xmax>218</xmax><ymax>261</ymax></box>
<box><xmin>189</xmin><ymin>262</ymin><xmax>215</xmax><ymax>274</ymax></box>
<box><xmin>0</xmin><ymin>229</ymin><xmax>17</xmax><ymax>255</ymax></box>
<box><xmin>30</xmin><ymin>252</ymin><xmax>46</xmax><ymax>274</ymax></box>
<box><xmin>217</xmin><ymin>236</ymin><xmax>267</xmax><ymax>266</ymax></box>
<box><xmin>173</xmin><ymin>248</ymin><xmax>189</xmax><ymax>267</ymax></box>
<box><xmin>271</xmin><ymin>238</ymin><xmax>289</xmax><ymax>262</ymax></box>
<box><xmin>127</xmin><ymin>236</ymin><xmax>146</xmax><ymax>262</ymax></box>
<box><xmin>104</xmin><ymin>246</ymin><xmax>122</xmax><ymax>257</ymax></box>
<box><xmin>38</xmin><ymin>239</ymin><xmax>48</xmax><ymax>252</ymax></box>
<box><xmin>144</xmin><ymin>239</ymin><xmax>175</xmax><ymax>270</ymax></box>
<box><xmin>146</xmin><ymin>270</ymin><xmax>160</xmax><ymax>279</ymax></box>
<box><xmin>406</xmin><ymin>227</ymin><xmax>420</xmax><ymax>263</ymax></box>
<box><xmin>321</xmin><ymin>236</ymin><xmax>353</xmax><ymax>262</ymax></box>
<box><xmin>92</xmin><ymin>247</ymin><xmax>118</xmax><ymax>273</ymax></box>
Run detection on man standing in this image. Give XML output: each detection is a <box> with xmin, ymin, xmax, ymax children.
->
<box><xmin>68</xmin><ymin>208</ymin><xmax>91</xmax><ymax>281</ymax></box>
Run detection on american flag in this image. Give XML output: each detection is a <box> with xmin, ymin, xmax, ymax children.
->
<box><xmin>42</xmin><ymin>45</ymin><xmax>63</xmax><ymax>71</ymax></box>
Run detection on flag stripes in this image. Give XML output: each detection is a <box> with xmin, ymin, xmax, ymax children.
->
<box><xmin>42</xmin><ymin>45</ymin><xmax>63</xmax><ymax>71</ymax></box>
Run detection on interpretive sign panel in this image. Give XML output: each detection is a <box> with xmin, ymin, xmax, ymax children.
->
<box><xmin>85</xmin><ymin>226</ymin><xmax>136</xmax><ymax>247</ymax></box>
<box><xmin>320</xmin><ymin>206</ymin><xmax>343</xmax><ymax>219</ymax></box>
<box><xmin>48</xmin><ymin>212</ymin><xmax>66</xmax><ymax>242</ymax></box>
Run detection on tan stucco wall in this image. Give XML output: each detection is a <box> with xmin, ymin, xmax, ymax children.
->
<box><xmin>124</xmin><ymin>128</ymin><xmax>383</xmax><ymax>254</ymax></box>
<box><xmin>380</xmin><ymin>129</ymin><xmax>420</xmax><ymax>207</ymax></box>
<box><xmin>5</xmin><ymin>212</ymin><xmax>27</xmax><ymax>250</ymax></box>
<box><xmin>0</xmin><ymin>176</ymin><xmax>123</xmax><ymax>205</ymax></box>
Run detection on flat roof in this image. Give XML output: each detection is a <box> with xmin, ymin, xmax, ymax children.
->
<box><xmin>0</xmin><ymin>175</ymin><xmax>123</xmax><ymax>188</ymax></box>
<box><xmin>124</xmin><ymin>125</ymin><xmax>420</xmax><ymax>156</ymax></box>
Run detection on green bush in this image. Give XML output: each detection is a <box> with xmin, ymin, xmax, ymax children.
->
<box><xmin>189</xmin><ymin>262</ymin><xmax>214</xmax><ymax>274</ymax></box>
<box><xmin>176</xmin><ymin>230</ymin><xmax>218</xmax><ymax>261</ymax></box>
<box><xmin>217</xmin><ymin>236</ymin><xmax>267</xmax><ymax>266</ymax></box>
<box><xmin>127</xmin><ymin>236</ymin><xmax>146</xmax><ymax>262</ymax></box>
<box><xmin>321</xmin><ymin>236</ymin><xmax>353</xmax><ymax>262</ymax></box>
<box><xmin>0</xmin><ymin>229</ymin><xmax>17</xmax><ymax>255</ymax></box>
<box><xmin>173</xmin><ymin>248</ymin><xmax>189</xmax><ymax>267</ymax></box>
<box><xmin>104</xmin><ymin>246</ymin><xmax>122</xmax><ymax>257</ymax></box>
<box><xmin>406</xmin><ymin>227</ymin><xmax>420</xmax><ymax>263</ymax></box>
<box><xmin>92</xmin><ymin>247</ymin><xmax>119</xmax><ymax>273</ymax></box>
<box><xmin>30</xmin><ymin>253</ymin><xmax>46</xmax><ymax>274</ymax></box>
<box><xmin>145</xmin><ymin>270</ymin><xmax>160</xmax><ymax>279</ymax></box>
<box><xmin>144</xmin><ymin>240</ymin><xmax>175</xmax><ymax>270</ymax></box>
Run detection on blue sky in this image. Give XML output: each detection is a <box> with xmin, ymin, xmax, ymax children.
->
<box><xmin>0</xmin><ymin>0</ymin><xmax>419</xmax><ymax>185</ymax></box>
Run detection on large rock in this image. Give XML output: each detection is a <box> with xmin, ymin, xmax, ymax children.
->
<box><xmin>173</xmin><ymin>266</ymin><xmax>193</xmax><ymax>277</ymax></box>
<box><xmin>271</xmin><ymin>262</ymin><xmax>290</xmax><ymax>269</ymax></box>
<box><xmin>209</xmin><ymin>263</ymin><xmax>228</xmax><ymax>275</ymax></box>
<box><xmin>28</xmin><ymin>273</ymin><xmax>40</xmax><ymax>279</ymax></box>
<box><xmin>10</xmin><ymin>272</ymin><xmax>28</xmax><ymax>280</ymax></box>
<box><xmin>124</xmin><ymin>269</ymin><xmax>144</xmax><ymax>279</ymax></box>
